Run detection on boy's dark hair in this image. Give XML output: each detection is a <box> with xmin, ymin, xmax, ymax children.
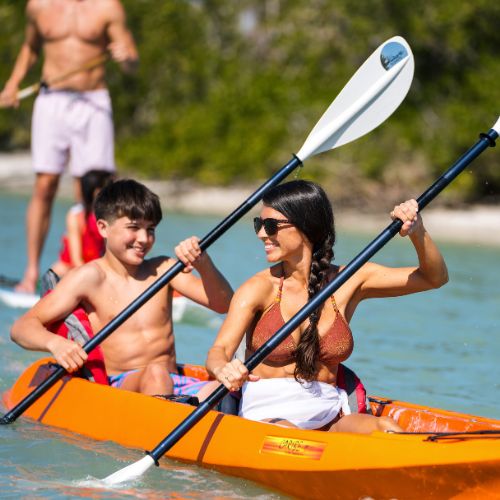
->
<box><xmin>80</xmin><ymin>170</ymin><xmax>115</xmax><ymax>215</ymax></box>
<box><xmin>94</xmin><ymin>179</ymin><xmax>163</xmax><ymax>225</ymax></box>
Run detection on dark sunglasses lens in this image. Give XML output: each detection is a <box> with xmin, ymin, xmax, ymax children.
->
<box><xmin>264</xmin><ymin>219</ymin><xmax>278</xmax><ymax>235</ymax></box>
<box><xmin>253</xmin><ymin>217</ymin><xmax>263</xmax><ymax>233</ymax></box>
<box><xmin>254</xmin><ymin>217</ymin><xmax>279</xmax><ymax>235</ymax></box>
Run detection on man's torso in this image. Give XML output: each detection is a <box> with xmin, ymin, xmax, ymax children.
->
<box><xmin>31</xmin><ymin>0</ymin><xmax>116</xmax><ymax>90</ymax></box>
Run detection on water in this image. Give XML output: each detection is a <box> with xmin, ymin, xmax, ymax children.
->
<box><xmin>0</xmin><ymin>192</ymin><xmax>498</xmax><ymax>498</ymax></box>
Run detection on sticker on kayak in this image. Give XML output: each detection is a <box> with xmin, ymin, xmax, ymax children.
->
<box><xmin>261</xmin><ymin>436</ymin><xmax>326</xmax><ymax>460</ymax></box>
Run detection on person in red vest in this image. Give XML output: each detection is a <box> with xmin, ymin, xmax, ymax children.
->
<box><xmin>50</xmin><ymin>170</ymin><xmax>114</xmax><ymax>278</ymax></box>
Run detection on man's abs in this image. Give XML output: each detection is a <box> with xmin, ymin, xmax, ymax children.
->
<box><xmin>42</xmin><ymin>44</ymin><xmax>108</xmax><ymax>91</ymax></box>
<box><xmin>101</xmin><ymin>328</ymin><xmax>177</xmax><ymax>375</ymax></box>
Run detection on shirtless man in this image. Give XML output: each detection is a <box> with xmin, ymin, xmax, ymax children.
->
<box><xmin>11</xmin><ymin>179</ymin><xmax>233</xmax><ymax>398</ymax></box>
<box><xmin>0</xmin><ymin>0</ymin><xmax>139</xmax><ymax>293</ymax></box>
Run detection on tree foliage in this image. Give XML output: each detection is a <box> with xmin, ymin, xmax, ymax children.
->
<box><xmin>1</xmin><ymin>0</ymin><xmax>499</xmax><ymax>204</ymax></box>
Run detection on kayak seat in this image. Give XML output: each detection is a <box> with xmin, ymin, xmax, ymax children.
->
<box><xmin>216</xmin><ymin>364</ymin><xmax>370</xmax><ymax>416</ymax></box>
<box><xmin>337</xmin><ymin>363</ymin><xmax>371</xmax><ymax>414</ymax></box>
<box><xmin>217</xmin><ymin>391</ymin><xmax>241</xmax><ymax>415</ymax></box>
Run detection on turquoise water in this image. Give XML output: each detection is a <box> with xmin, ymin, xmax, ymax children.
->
<box><xmin>0</xmin><ymin>191</ymin><xmax>498</xmax><ymax>498</ymax></box>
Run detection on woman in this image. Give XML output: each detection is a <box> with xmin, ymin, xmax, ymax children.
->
<box><xmin>206</xmin><ymin>180</ymin><xmax>448</xmax><ymax>433</ymax></box>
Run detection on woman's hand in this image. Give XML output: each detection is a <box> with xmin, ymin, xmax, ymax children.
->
<box><xmin>213</xmin><ymin>359</ymin><xmax>260</xmax><ymax>392</ymax></box>
<box><xmin>46</xmin><ymin>335</ymin><xmax>88</xmax><ymax>373</ymax></box>
<box><xmin>390</xmin><ymin>199</ymin><xmax>423</xmax><ymax>237</ymax></box>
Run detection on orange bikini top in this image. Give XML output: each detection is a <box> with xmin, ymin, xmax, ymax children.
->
<box><xmin>246</xmin><ymin>273</ymin><xmax>354</xmax><ymax>366</ymax></box>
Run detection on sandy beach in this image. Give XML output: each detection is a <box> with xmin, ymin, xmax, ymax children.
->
<box><xmin>1</xmin><ymin>151</ymin><xmax>499</xmax><ymax>247</ymax></box>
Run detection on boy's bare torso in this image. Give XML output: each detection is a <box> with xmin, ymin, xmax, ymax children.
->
<box><xmin>29</xmin><ymin>0</ymin><xmax>121</xmax><ymax>91</ymax></box>
<box><xmin>81</xmin><ymin>257</ymin><xmax>178</xmax><ymax>375</ymax></box>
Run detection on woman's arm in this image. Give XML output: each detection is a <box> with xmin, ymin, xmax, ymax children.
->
<box><xmin>206</xmin><ymin>277</ymin><xmax>267</xmax><ymax>391</ymax></box>
<box><xmin>357</xmin><ymin>199</ymin><xmax>448</xmax><ymax>300</ymax></box>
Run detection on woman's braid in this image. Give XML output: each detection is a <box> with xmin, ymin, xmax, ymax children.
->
<box><xmin>294</xmin><ymin>234</ymin><xmax>335</xmax><ymax>381</ymax></box>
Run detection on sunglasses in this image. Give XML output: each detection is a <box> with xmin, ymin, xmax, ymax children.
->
<box><xmin>253</xmin><ymin>217</ymin><xmax>292</xmax><ymax>236</ymax></box>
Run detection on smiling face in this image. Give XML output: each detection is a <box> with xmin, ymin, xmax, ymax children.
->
<box><xmin>256</xmin><ymin>205</ymin><xmax>312</xmax><ymax>263</ymax></box>
<box><xmin>97</xmin><ymin>216</ymin><xmax>156</xmax><ymax>266</ymax></box>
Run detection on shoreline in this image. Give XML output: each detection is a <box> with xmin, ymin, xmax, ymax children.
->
<box><xmin>1</xmin><ymin>151</ymin><xmax>499</xmax><ymax>247</ymax></box>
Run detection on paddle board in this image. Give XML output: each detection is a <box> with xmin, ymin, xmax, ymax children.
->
<box><xmin>0</xmin><ymin>287</ymin><xmax>39</xmax><ymax>308</ymax></box>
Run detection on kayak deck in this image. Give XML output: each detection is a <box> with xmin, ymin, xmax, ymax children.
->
<box><xmin>3</xmin><ymin>358</ymin><xmax>500</xmax><ymax>499</ymax></box>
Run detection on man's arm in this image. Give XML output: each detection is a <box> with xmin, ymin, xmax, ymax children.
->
<box><xmin>105</xmin><ymin>0</ymin><xmax>139</xmax><ymax>73</ymax></box>
<box><xmin>0</xmin><ymin>1</ymin><xmax>42</xmax><ymax>107</ymax></box>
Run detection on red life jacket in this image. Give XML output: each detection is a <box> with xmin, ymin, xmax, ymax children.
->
<box><xmin>336</xmin><ymin>363</ymin><xmax>368</xmax><ymax>414</ymax></box>
<box><xmin>59</xmin><ymin>209</ymin><xmax>104</xmax><ymax>266</ymax></box>
<box><xmin>43</xmin><ymin>280</ymin><xmax>109</xmax><ymax>385</ymax></box>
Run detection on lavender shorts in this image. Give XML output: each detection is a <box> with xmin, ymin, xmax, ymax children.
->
<box><xmin>31</xmin><ymin>88</ymin><xmax>116</xmax><ymax>176</ymax></box>
<box><xmin>108</xmin><ymin>370</ymin><xmax>209</xmax><ymax>396</ymax></box>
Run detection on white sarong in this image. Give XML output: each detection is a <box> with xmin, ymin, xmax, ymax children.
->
<box><xmin>239</xmin><ymin>378</ymin><xmax>351</xmax><ymax>430</ymax></box>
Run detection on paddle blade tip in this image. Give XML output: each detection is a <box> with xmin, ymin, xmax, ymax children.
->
<box><xmin>296</xmin><ymin>35</ymin><xmax>414</xmax><ymax>162</ymax></box>
<box><xmin>492</xmin><ymin>116</ymin><xmax>500</xmax><ymax>135</ymax></box>
<box><xmin>101</xmin><ymin>455</ymin><xmax>156</xmax><ymax>486</ymax></box>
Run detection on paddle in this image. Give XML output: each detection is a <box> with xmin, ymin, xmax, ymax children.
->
<box><xmin>0</xmin><ymin>53</ymin><xmax>109</xmax><ymax>106</ymax></box>
<box><xmin>103</xmin><ymin>117</ymin><xmax>499</xmax><ymax>485</ymax></box>
<box><xmin>0</xmin><ymin>35</ymin><xmax>414</xmax><ymax>425</ymax></box>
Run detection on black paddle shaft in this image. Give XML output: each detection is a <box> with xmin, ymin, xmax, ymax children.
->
<box><xmin>146</xmin><ymin>126</ymin><xmax>497</xmax><ymax>464</ymax></box>
<box><xmin>0</xmin><ymin>155</ymin><xmax>302</xmax><ymax>425</ymax></box>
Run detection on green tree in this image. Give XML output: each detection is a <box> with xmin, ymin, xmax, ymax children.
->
<box><xmin>1</xmin><ymin>0</ymin><xmax>499</xmax><ymax>204</ymax></box>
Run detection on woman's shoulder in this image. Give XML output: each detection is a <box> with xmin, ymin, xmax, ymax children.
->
<box><xmin>236</xmin><ymin>266</ymin><xmax>280</xmax><ymax>302</ymax></box>
<box><xmin>254</xmin><ymin>264</ymin><xmax>284</xmax><ymax>286</ymax></box>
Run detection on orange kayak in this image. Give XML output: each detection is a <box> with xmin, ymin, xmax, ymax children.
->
<box><xmin>3</xmin><ymin>358</ymin><xmax>500</xmax><ymax>499</ymax></box>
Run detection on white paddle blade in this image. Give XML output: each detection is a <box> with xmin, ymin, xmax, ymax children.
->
<box><xmin>102</xmin><ymin>455</ymin><xmax>155</xmax><ymax>486</ymax></box>
<box><xmin>297</xmin><ymin>36</ymin><xmax>414</xmax><ymax>161</ymax></box>
<box><xmin>493</xmin><ymin>116</ymin><xmax>500</xmax><ymax>134</ymax></box>
<box><xmin>16</xmin><ymin>84</ymin><xmax>39</xmax><ymax>100</ymax></box>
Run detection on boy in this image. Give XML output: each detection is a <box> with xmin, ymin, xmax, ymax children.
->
<box><xmin>11</xmin><ymin>179</ymin><xmax>233</xmax><ymax>399</ymax></box>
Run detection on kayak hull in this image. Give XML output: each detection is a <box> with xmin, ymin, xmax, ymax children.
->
<box><xmin>3</xmin><ymin>358</ymin><xmax>500</xmax><ymax>499</ymax></box>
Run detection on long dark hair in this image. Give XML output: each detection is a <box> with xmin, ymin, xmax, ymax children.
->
<box><xmin>262</xmin><ymin>180</ymin><xmax>336</xmax><ymax>381</ymax></box>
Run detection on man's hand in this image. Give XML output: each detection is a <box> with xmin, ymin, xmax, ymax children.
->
<box><xmin>107</xmin><ymin>39</ymin><xmax>138</xmax><ymax>73</ymax></box>
<box><xmin>0</xmin><ymin>84</ymin><xmax>20</xmax><ymax>108</ymax></box>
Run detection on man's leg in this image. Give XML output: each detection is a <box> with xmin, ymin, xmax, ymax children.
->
<box><xmin>16</xmin><ymin>173</ymin><xmax>60</xmax><ymax>293</ymax></box>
